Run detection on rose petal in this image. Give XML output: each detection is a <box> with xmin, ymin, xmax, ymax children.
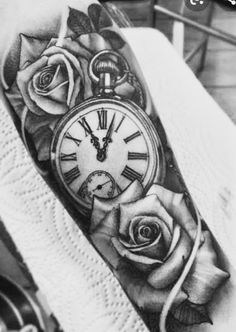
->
<box><xmin>47</xmin><ymin>37</ymin><xmax>92</xmax><ymax>60</ymax></box>
<box><xmin>33</xmin><ymin>65</ymin><xmax>68</xmax><ymax>96</ymax></box>
<box><xmin>43</xmin><ymin>46</ymin><xmax>84</xmax><ymax>104</ymax></box>
<box><xmin>77</xmin><ymin>33</ymin><xmax>112</xmax><ymax>54</ymax></box>
<box><xmin>28</xmin><ymin>81</ymin><xmax>68</xmax><ymax>115</ymax></box>
<box><xmin>79</xmin><ymin>58</ymin><xmax>93</xmax><ymax>100</ymax></box>
<box><xmin>127</xmin><ymin>216</ymin><xmax>172</xmax><ymax>261</ymax></box>
<box><xmin>129</xmin><ymin>235</ymin><xmax>166</xmax><ymax>261</ymax></box>
<box><xmin>38</xmin><ymin>80</ymin><xmax>69</xmax><ymax>103</ymax></box>
<box><xmin>90</xmin><ymin>181</ymin><xmax>144</xmax><ymax>232</ymax></box>
<box><xmin>69</xmin><ymin>75</ymin><xmax>82</xmax><ymax>108</ymax></box>
<box><xmin>90</xmin><ymin>209</ymin><xmax>121</xmax><ymax>269</ymax></box>
<box><xmin>43</xmin><ymin>46</ymin><xmax>84</xmax><ymax>79</ymax></box>
<box><xmin>32</xmin><ymin>126</ymin><xmax>52</xmax><ymax>161</ymax></box>
<box><xmin>44</xmin><ymin>52</ymin><xmax>75</xmax><ymax>106</ymax></box>
<box><xmin>115</xmin><ymin>82</ymin><xmax>135</xmax><ymax>100</ymax></box>
<box><xmin>5</xmin><ymin>82</ymin><xmax>60</xmax><ymax>140</ymax></box>
<box><xmin>130</xmin><ymin>216</ymin><xmax>172</xmax><ymax>249</ymax></box>
<box><xmin>16</xmin><ymin>56</ymin><xmax>48</xmax><ymax>115</ymax></box>
<box><xmin>119</xmin><ymin>238</ymin><xmax>150</xmax><ymax>251</ymax></box>
<box><xmin>47</xmin><ymin>40</ymin><xmax>93</xmax><ymax>100</ymax></box>
<box><xmin>115</xmin><ymin>261</ymin><xmax>188</xmax><ymax>313</ymax></box>
<box><xmin>148</xmin><ymin>229</ymin><xmax>192</xmax><ymax>289</ymax></box>
<box><xmin>112</xmin><ymin>237</ymin><xmax>163</xmax><ymax>271</ymax></box>
<box><xmin>19</xmin><ymin>34</ymin><xmax>49</xmax><ymax>70</ymax></box>
<box><xmin>128</xmin><ymin>216</ymin><xmax>158</xmax><ymax>245</ymax></box>
<box><xmin>33</xmin><ymin>66</ymin><xmax>69</xmax><ymax>103</ymax></box>
<box><xmin>183</xmin><ymin>231</ymin><xmax>230</xmax><ymax>304</ymax></box>
<box><xmin>119</xmin><ymin>222</ymin><xmax>166</xmax><ymax>261</ymax></box>
<box><xmin>119</xmin><ymin>194</ymin><xmax>173</xmax><ymax>238</ymax></box>
<box><xmin>147</xmin><ymin>184</ymin><xmax>198</xmax><ymax>241</ymax></box>
<box><xmin>164</xmin><ymin>224</ymin><xmax>181</xmax><ymax>259</ymax></box>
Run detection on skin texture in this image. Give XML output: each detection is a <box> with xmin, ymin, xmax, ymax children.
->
<box><xmin>0</xmin><ymin>1</ymin><xmax>230</xmax><ymax>332</ymax></box>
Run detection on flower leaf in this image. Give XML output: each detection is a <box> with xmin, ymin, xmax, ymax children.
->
<box><xmin>88</xmin><ymin>4</ymin><xmax>113</xmax><ymax>31</ymax></box>
<box><xmin>100</xmin><ymin>30</ymin><xmax>126</xmax><ymax>49</ymax></box>
<box><xmin>172</xmin><ymin>300</ymin><xmax>213</xmax><ymax>326</ymax></box>
<box><xmin>67</xmin><ymin>7</ymin><xmax>94</xmax><ymax>36</ymax></box>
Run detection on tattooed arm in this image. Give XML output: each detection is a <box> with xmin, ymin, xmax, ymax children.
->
<box><xmin>0</xmin><ymin>1</ymin><xmax>230</xmax><ymax>332</ymax></box>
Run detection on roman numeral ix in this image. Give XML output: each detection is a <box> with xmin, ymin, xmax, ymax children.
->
<box><xmin>60</xmin><ymin>153</ymin><xmax>77</xmax><ymax>161</ymax></box>
<box><xmin>121</xmin><ymin>166</ymin><xmax>143</xmax><ymax>183</ymax></box>
<box><xmin>64</xmin><ymin>166</ymin><xmax>80</xmax><ymax>185</ymax></box>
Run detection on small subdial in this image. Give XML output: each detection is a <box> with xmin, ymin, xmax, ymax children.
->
<box><xmin>78</xmin><ymin>171</ymin><xmax>116</xmax><ymax>203</ymax></box>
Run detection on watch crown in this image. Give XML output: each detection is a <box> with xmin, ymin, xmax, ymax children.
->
<box><xmin>95</xmin><ymin>59</ymin><xmax>120</xmax><ymax>95</ymax></box>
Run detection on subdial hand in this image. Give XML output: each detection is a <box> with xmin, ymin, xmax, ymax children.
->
<box><xmin>92</xmin><ymin>180</ymin><xmax>112</xmax><ymax>192</ymax></box>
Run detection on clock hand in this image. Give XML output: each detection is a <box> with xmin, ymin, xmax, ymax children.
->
<box><xmin>103</xmin><ymin>113</ymin><xmax>116</xmax><ymax>146</ymax></box>
<box><xmin>92</xmin><ymin>180</ymin><xmax>112</xmax><ymax>192</ymax></box>
<box><xmin>79</xmin><ymin>119</ymin><xmax>101</xmax><ymax>153</ymax></box>
<box><xmin>97</xmin><ymin>113</ymin><xmax>116</xmax><ymax>162</ymax></box>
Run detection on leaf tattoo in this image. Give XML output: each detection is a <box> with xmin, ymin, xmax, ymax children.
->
<box><xmin>172</xmin><ymin>301</ymin><xmax>213</xmax><ymax>326</ymax></box>
<box><xmin>68</xmin><ymin>7</ymin><xmax>94</xmax><ymax>36</ymax></box>
<box><xmin>100</xmin><ymin>30</ymin><xmax>126</xmax><ymax>50</ymax></box>
<box><xmin>67</xmin><ymin>5</ymin><xmax>126</xmax><ymax>50</ymax></box>
<box><xmin>88</xmin><ymin>4</ymin><xmax>113</xmax><ymax>31</ymax></box>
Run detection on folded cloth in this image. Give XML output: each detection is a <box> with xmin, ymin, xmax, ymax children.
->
<box><xmin>0</xmin><ymin>28</ymin><xmax>236</xmax><ymax>332</ymax></box>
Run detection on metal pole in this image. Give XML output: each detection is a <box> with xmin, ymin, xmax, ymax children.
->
<box><xmin>184</xmin><ymin>39</ymin><xmax>208</xmax><ymax>63</ymax></box>
<box><xmin>154</xmin><ymin>4</ymin><xmax>236</xmax><ymax>46</ymax></box>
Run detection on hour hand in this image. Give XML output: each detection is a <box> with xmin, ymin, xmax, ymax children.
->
<box><xmin>78</xmin><ymin>119</ymin><xmax>101</xmax><ymax>151</ymax></box>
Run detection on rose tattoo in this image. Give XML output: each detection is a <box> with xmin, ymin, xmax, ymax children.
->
<box><xmin>90</xmin><ymin>181</ymin><xmax>229</xmax><ymax>326</ymax></box>
<box><xmin>2</xmin><ymin>3</ymin><xmax>230</xmax><ymax>332</ymax></box>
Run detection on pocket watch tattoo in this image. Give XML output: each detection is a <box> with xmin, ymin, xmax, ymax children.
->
<box><xmin>2</xmin><ymin>3</ymin><xmax>230</xmax><ymax>332</ymax></box>
<box><xmin>51</xmin><ymin>50</ymin><xmax>165</xmax><ymax>213</ymax></box>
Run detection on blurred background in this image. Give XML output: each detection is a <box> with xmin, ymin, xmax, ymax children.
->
<box><xmin>102</xmin><ymin>0</ymin><xmax>236</xmax><ymax>124</ymax></box>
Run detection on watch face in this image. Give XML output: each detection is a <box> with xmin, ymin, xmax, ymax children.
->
<box><xmin>51</xmin><ymin>98</ymin><xmax>165</xmax><ymax>213</ymax></box>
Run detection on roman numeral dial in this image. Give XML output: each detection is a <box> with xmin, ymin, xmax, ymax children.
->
<box><xmin>64</xmin><ymin>166</ymin><xmax>81</xmax><ymax>185</ymax></box>
<box><xmin>79</xmin><ymin>117</ymin><xmax>93</xmax><ymax>137</ymax></box>
<box><xmin>65</xmin><ymin>133</ymin><xmax>81</xmax><ymax>147</ymax></box>
<box><xmin>60</xmin><ymin>153</ymin><xmax>77</xmax><ymax>161</ymax></box>
<box><xmin>121</xmin><ymin>166</ymin><xmax>143</xmax><ymax>183</ymax></box>
<box><xmin>124</xmin><ymin>131</ymin><xmax>141</xmax><ymax>144</ymax></box>
<box><xmin>51</xmin><ymin>99</ymin><xmax>163</xmax><ymax>213</ymax></box>
<box><xmin>97</xmin><ymin>109</ymin><xmax>107</xmax><ymax>130</ymax></box>
<box><xmin>128</xmin><ymin>152</ymin><xmax>148</xmax><ymax>160</ymax></box>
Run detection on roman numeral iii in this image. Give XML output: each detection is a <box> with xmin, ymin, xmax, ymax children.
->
<box><xmin>64</xmin><ymin>166</ymin><xmax>80</xmax><ymax>185</ymax></box>
<box><xmin>128</xmin><ymin>152</ymin><xmax>148</xmax><ymax>160</ymax></box>
<box><xmin>121</xmin><ymin>166</ymin><xmax>143</xmax><ymax>182</ymax></box>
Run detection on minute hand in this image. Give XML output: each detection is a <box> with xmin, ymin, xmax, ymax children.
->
<box><xmin>102</xmin><ymin>113</ymin><xmax>116</xmax><ymax>149</ymax></box>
